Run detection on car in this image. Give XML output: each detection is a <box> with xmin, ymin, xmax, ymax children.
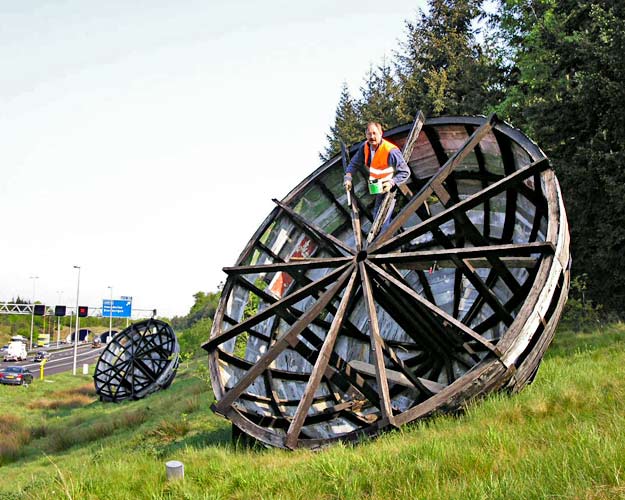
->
<box><xmin>91</xmin><ymin>339</ymin><xmax>102</xmax><ymax>348</ymax></box>
<box><xmin>0</xmin><ymin>366</ymin><xmax>34</xmax><ymax>386</ymax></box>
<box><xmin>34</xmin><ymin>351</ymin><xmax>50</xmax><ymax>362</ymax></box>
<box><xmin>3</xmin><ymin>341</ymin><xmax>28</xmax><ymax>362</ymax></box>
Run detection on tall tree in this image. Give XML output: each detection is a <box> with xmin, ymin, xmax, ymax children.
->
<box><xmin>493</xmin><ymin>0</ymin><xmax>625</xmax><ymax>314</ymax></box>
<box><xmin>396</xmin><ymin>0</ymin><xmax>504</xmax><ymax>118</ymax></box>
<box><xmin>321</xmin><ymin>83</ymin><xmax>363</xmax><ymax>161</ymax></box>
<box><xmin>171</xmin><ymin>290</ymin><xmax>220</xmax><ymax>330</ymax></box>
<box><xmin>359</xmin><ymin>61</ymin><xmax>404</xmax><ymax>130</ymax></box>
<box><xmin>323</xmin><ymin>0</ymin><xmax>504</xmax><ymax>157</ymax></box>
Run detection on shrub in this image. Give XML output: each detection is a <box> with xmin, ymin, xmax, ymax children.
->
<box><xmin>560</xmin><ymin>274</ymin><xmax>604</xmax><ymax>332</ymax></box>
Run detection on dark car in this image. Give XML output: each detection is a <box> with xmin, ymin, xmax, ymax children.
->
<box><xmin>34</xmin><ymin>351</ymin><xmax>50</xmax><ymax>362</ymax></box>
<box><xmin>0</xmin><ymin>366</ymin><xmax>34</xmax><ymax>386</ymax></box>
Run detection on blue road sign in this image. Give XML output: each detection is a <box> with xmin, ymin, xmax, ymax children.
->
<box><xmin>102</xmin><ymin>298</ymin><xmax>132</xmax><ymax>318</ymax></box>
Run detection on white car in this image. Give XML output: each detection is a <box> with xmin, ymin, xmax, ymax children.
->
<box><xmin>3</xmin><ymin>341</ymin><xmax>27</xmax><ymax>362</ymax></box>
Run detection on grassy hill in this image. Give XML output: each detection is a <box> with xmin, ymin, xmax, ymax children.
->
<box><xmin>1</xmin><ymin>323</ymin><xmax>624</xmax><ymax>499</ymax></box>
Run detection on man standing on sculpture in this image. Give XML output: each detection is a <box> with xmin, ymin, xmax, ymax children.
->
<box><xmin>343</xmin><ymin>122</ymin><xmax>410</xmax><ymax>231</ymax></box>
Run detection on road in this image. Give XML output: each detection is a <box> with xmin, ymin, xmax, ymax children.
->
<box><xmin>0</xmin><ymin>344</ymin><xmax>104</xmax><ymax>377</ymax></box>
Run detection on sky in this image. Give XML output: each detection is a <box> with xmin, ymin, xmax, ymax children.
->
<box><xmin>0</xmin><ymin>0</ymin><xmax>426</xmax><ymax>318</ymax></box>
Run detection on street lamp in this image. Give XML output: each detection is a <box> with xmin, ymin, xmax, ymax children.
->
<box><xmin>72</xmin><ymin>266</ymin><xmax>81</xmax><ymax>376</ymax></box>
<box><xmin>107</xmin><ymin>285</ymin><xmax>113</xmax><ymax>342</ymax></box>
<box><xmin>29</xmin><ymin>275</ymin><xmax>39</xmax><ymax>350</ymax></box>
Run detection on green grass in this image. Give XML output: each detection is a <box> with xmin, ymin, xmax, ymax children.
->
<box><xmin>1</xmin><ymin>323</ymin><xmax>625</xmax><ymax>499</ymax></box>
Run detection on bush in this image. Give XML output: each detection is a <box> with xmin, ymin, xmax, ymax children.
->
<box><xmin>560</xmin><ymin>274</ymin><xmax>604</xmax><ymax>332</ymax></box>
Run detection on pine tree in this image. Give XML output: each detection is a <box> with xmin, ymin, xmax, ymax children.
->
<box><xmin>493</xmin><ymin>0</ymin><xmax>625</xmax><ymax>314</ymax></box>
<box><xmin>359</xmin><ymin>61</ymin><xmax>403</xmax><ymax>130</ymax></box>
<box><xmin>321</xmin><ymin>83</ymin><xmax>363</xmax><ymax>161</ymax></box>
<box><xmin>396</xmin><ymin>0</ymin><xmax>504</xmax><ymax>118</ymax></box>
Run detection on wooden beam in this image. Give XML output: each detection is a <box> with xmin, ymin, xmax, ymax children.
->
<box><xmin>372</xmin><ymin>113</ymin><xmax>499</xmax><ymax>247</ymax></box>
<box><xmin>359</xmin><ymin>261</ymin><xmax>396</xmax><ymax>426</ymax></box>
<box><xmin>213</xmin><ymin>265</ymin><xmax>354</xmax><ymax>415</ymax></box>
<box><xmin>365</xmin><ymin>260</ymin><xmax>502</xmax><ymax>358</ymax></box>
<box><xmin>202</xmin><ymin>263</ymin><xmax>351</xmax><ymax>351</ymax></box>
<box><xmin>370</xmin><ymin>158</ymin><xmax>551</xmax><ymax>254</ymax></box>
<box><xmin>285</xmin><ymin>269</ymin><xmax>359</xmax><ymax>449</ymax></box>
<box><xmin>273</xmin><ymin>198</ymin><xmax>355</xmax><ymax>256</ymax></box>
<box><xmin>223</xmin><ymin>256</ymin><xmax>352</xmax><ymax>275</ymax></box>
<box><xmin>348</xmin><ymin>360</ymin><xmax>445</xmax><ymax>393</ymax></box>
<box><xmin>372</xmin><ymin>242</ymin><xmax>554</xmax><ymax>263</ymax></box>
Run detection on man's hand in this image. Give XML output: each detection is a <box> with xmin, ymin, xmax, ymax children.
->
<box><xmin>381</xmin><ymin>180</ymin><xmax>394</xmax><ymax>193</ymax></box>
<box><xmin>343</xmin><ymin>175</ymin><xmax>352</xmax><ymax>191</ymax></box>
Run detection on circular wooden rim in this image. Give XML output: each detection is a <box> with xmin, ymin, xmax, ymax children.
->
<box><xmin>204</xmin><ymin>114</ymin><xmax>570</xmax><ymax>449</ymax></box>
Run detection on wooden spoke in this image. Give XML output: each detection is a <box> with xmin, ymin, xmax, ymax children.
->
<box><xmin>368</xmin><ymin>269</ymin><xmax>473</xmax><ymax>363</ymax></box>
<box><xmin>340</xmin><ymin>141</ymin><xmax>363</xmax><ymax>252</ymax></box>
<box><xmin>286</xmin><ymin>268</ymin><xmax>359</xmax><ymax>448</ymax></box>
<box><xmin>202</xmin><ymin>263</ymin><xmax>351</xmax><ymax>351</ymax></box>
<box><xmin>366</xmin><ymin>192</ymin><xmax>395</xmax><ymax>245</ymax></box>
<box><xmin>401</xmin><ymin>111</ymin><xmax>426</xmax><ymax>167</ymax></box>
<box><xmin>213</xmin><ymin>265</ymin><xmax>354</xmax><ymax>415</ymax></box>
<box><xmin>273</xmin><ymin>198</ymin><xmax>355</xmax><ymax>255</ymax></box>
<box><xmin>371</xmin><ymin>158</ymin><xmax>550</xmax><ymax>253</ymax></box>
<box><xmin>366</xmin><ymin>260</ymin><xmax>502</xmax><ymax>358</ymax></box>
<box><xmin>370</xmin><ymin>242</ymin><xmax>554</xmax><ymax>268</ymax></box>
<box><xmin>349</xmin><ymin>190</ymin><xmax>364</xmax><ymax>251</ymax></box>
<box><xmin>373</xmin><ymin>113</ymin><xmax>499</xmax><ymax>247</ymax></box>
<box><xmin>359</xmin><ymin>261</ymin><xmax>395</xmax><ymax>425</ymax></box>
<box><xmin>223</xmin><ymin>256</ymin><xmax>352</xmax><ymax>275</ymax></box>
<box><xmin>409</xmin><ymin>224</ymin><xmax>516</xmax><ymax>326</ymax></box>
<box><xmin>369</xmin><ymin>263</ymin><xmax>485</xmax><ymax>368</ymax></box>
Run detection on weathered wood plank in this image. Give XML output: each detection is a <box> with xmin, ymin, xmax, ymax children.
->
<box><xmin>348</xmin><ymin>360</ymin><xmax>445</xmax><ymax>393</ymax></box>
<box><xmin>359</xmin><ymin>261</ymin><xmax>395</xmax><ymax>426</ymax></box>
<box><xmin>371</xmin><ymin>158</ymin><xmax>551</xmax><ymax>253</ymax></box>
<box><xmin>213</xmin><ymin>265</ymin><xmax>354</xmax><ymax>415</ymax></box>
<box><xmin>373</xmin><ymin>113</ymin><xmax>499</xmax><ymax>247</ymax></box>
<box><xmin>285</xmin><ymin>269</ymin><xmax>359</xmax><ymax>448</ymax></box>
<box><xmin>203</xmin><ymin>263</ymin><xmax>351</xmax><ymax>351</ymax></box>
<box><xmin>273</xmin><ymin>198</ymin><xmax>355</xmax><ymax>256</ymax></box>
<box><xmin>223</xmin><ymin>256</ymin><xmax>352</xmax><ymax>275</ymax></box>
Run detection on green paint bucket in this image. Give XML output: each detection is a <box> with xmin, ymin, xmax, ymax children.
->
<box><xmin>369</xmin><ymin>179</ymin><xmax>383</xmax><ymax>195</ymax></box>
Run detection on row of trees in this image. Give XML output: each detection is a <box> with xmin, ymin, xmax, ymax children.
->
<box><xmin>171</xmin><ymin>290</ymin><xmax>221</xmax><ymax>356</ymax></box>
<box><xmin>323</xmin><ymin>0</ymin><xmax>625</xmax><ymax>316</ymax></box>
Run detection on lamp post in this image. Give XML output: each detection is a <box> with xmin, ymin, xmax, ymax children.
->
<box><xmin>72</xmin><ymin>266</ymin><xmax>81</xmax><ymax>376</ymax></box>
<box><xmin>108</xmin><ymin>285</ymin><xmax>113</xmax><ymax>342</ymax></box>
<box><xmin>29</xmin><ymin>276</ymin><xmax>39</xmax><ymax>350</ymax></box>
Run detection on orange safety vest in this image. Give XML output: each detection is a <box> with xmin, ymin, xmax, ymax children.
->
<box><xmin>364</xmin><ymin>139</ymin><xmax>398</xmax><ymax>182</ymax></box>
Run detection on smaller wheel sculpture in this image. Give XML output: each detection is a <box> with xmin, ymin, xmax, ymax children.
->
<box><xmin>94</xmin><ymin>319</ymin><xmax>180</xmax><ymax>402</ymax></box>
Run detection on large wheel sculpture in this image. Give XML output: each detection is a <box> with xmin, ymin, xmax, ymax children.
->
<box><xmin>94</xmin><ymin>319</ymin><xmax>179</xmax><ymax>402</ymax></box>
<box><xmin>203</xmin><ymin>113</ymin><xmax>570</xmax><ymax>449</ymax></box>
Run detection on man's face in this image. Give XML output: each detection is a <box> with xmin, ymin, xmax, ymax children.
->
<box><xmin>365</xmin><ymin>124</ymin><xmax>383</xmax><ymax>150</ymax></box>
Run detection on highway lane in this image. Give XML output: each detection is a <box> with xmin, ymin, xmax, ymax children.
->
<box><xmin>0</xmin><ymin>344</ymin><xmax>104</xmax><ymax>377</ymax></box>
